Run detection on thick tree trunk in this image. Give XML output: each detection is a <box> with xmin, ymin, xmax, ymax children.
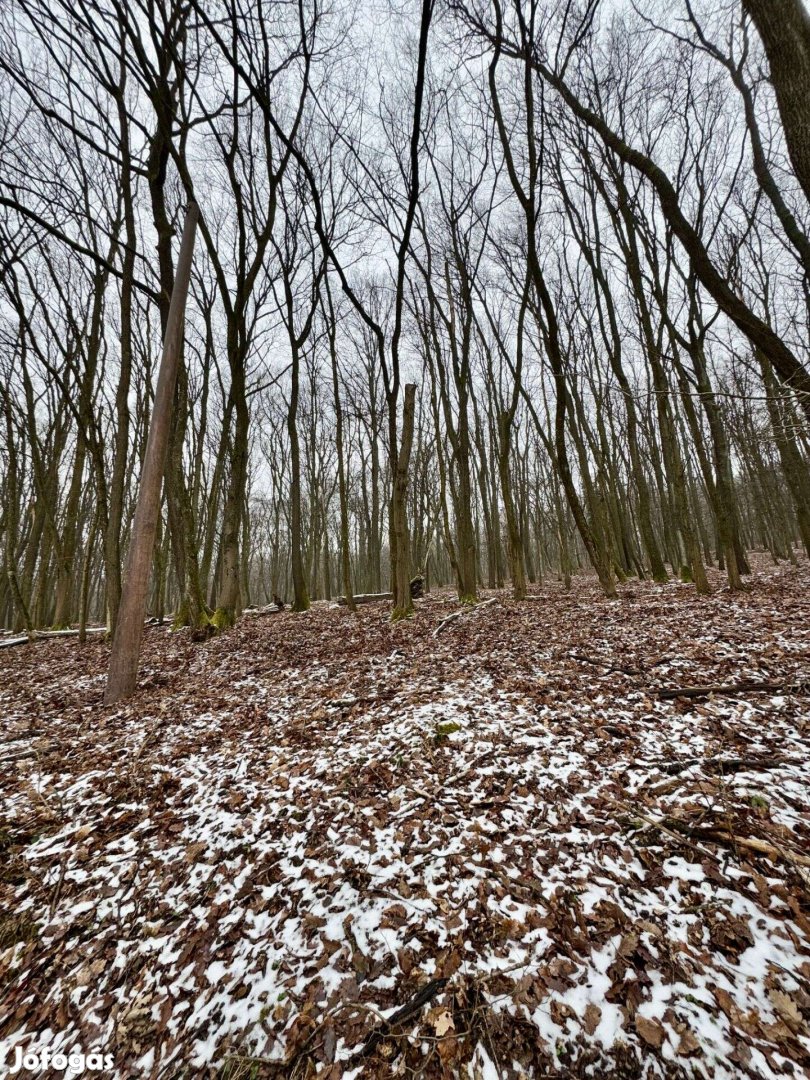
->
<box><xmin>742</xmin><ymin>0</ymin><xmax>810</xmax><ymax>207</ymax></box>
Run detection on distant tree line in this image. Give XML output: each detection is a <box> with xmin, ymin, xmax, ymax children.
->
<box><xmin>1</xmin><ymin>0</ymin><xmax>809</xmax><ymax>633</ymax></box>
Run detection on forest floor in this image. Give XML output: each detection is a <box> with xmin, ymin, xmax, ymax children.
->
<box><xmin>1</xmin><ymin>556</ymin><xmax>809</xmax><ymax>1080</ymax></box>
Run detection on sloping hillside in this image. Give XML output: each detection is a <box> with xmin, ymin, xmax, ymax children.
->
<box><xmin>1</xmin><ymin>560</ymin><xmax>809</xmax><ymax>1078</ymax></box>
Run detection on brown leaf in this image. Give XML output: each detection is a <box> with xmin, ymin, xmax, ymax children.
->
<box><xmin>547</xmin><ymin>955</ymin><xmax>577</xmax><ymax>978</ymax></box>
<box><xmin>397</xmin><ymin>948</ymin><xmax>414</xmax><ymax>976</ymax></box>
<box><xmin>430</xmin><ymin>1007</ymin><xmax>454</xmax><ymax>1037</ymax></box>
<box><xmin>582</xmin><ymin>1003</ymin><xmax>601</xmax><ymax>1035</ymax></box>
<box><xmin>635</xmin><ymin>1015</ymin><xmax>665</xmax><ymax>1049</ymax></box>
<box><xmin>185</xmin><ymin>842</ymin><xmax>207</xmax><ymax>862</ymax></box>
<box><xmin>677</xmin><ymin>1030</ymin><xmax>700</xmax><ymax>1056</ymax></box>
<box><xmin>768</xmin><ymin>989</ymin><xmax>802</xmax><ymax>1031</ymax></box>
<box><xmin>381</xmin><ymin>903</ymin><xmax>408</xmax><ymax>929</ymax></box>
<box><xmin>321</xmin><ymin>1022</ymin><xmax>337</xmax><ymax>1063</ymax></box>
<box><xmin>617</xmin><ymin>931</ymin><xmax>639</xmax><ymax>958</ymax></box>
<box><xmin>550</xmin><ymin>999</ymin><xmax>575</xmax><ymax>1025</ymax></box>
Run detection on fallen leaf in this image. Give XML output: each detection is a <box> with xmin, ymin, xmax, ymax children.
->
<box><xmin>582</xmin><ymin>1003</ymin><xmax>601</xmax><ymax>1035</ymax></box>
<box><xmin>768</xmin><ymin>989</ymin><xmax>802</xmax><ymax>1030</ymax></box>
<box><xmin>635</xmin><ymin>1015</ymin><xmax>665</xmax><ymax>1049</ymax></box>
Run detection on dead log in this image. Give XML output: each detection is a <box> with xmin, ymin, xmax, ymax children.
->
<box><xmin>243</xmin><ymin>604</ymin><xmax>284</xmax><ymax>618</ymax></box>
<box><xmin>336</xmin><ymin>592</ymin><xmax>394</xmax><ymax>606</ymax></box>
<box><xmin>336</xmin><ymin>577</ymin><xmax>425</xmax><ymax>607</ymax></box>
<box><xmin>0</xmin><ymin>627</ymin><xmax>108</xmax><ymax>650</ymax></box>
<box><xmin>657</xmin><ymin>678</ymin><xmax>807</xmax><ymax>700</ymax></box>
<box><xmin>0</xmin><ymin>635</ymin><xmax>36</xmax><ymax>650</ymax></box>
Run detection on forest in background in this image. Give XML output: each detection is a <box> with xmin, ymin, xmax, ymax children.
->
<box><xmin>1</xmin><ymin>0</ymin><xmax>810</xmax><ymax>634</ymax></box>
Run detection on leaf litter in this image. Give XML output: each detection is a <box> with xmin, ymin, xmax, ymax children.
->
<box><xmin>0</xmin><ymin>556</ymin><xmax>809</xmax><ymax>1078</ymax></box>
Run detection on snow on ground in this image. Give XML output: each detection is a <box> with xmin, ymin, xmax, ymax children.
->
<box><xmin>1</xmin><ymin>556</ymin><xmax>809</xmax><ymax>1078</ymax></box>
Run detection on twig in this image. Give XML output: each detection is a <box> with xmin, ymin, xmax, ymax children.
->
<box><xmin>613</xmin><ymin>801</ymin><xmax>721</xmax><ymax>863</ymax></box>
<box><xmin>570</xmin><ymin>652</ymin><xmax>671</xmax><ymax>676</ymax></box>
<box><xmin>0</xmin><ymin>749</ymin><xmax>38</xmax><ymax>765</ymax></box>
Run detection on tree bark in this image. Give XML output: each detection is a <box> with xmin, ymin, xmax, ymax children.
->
<box><xmin>105</xmin><ymin>203</ymin><xmax>199</xmax><ymax>704</ymax></box>
<box><xmin>742</xmin><ymin>0</ymin><xmax>810</xmax><ymax>207</ymax></box>
<box><xmin>391</xmin><ymin>385</ymin><xmax>417</xmax><ymax>619</ymax></box>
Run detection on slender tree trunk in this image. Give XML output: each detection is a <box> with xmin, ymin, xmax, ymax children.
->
<box><xmin>498</xmin><ymin>412</ymin><xmax>526</xmax><ymax>600</ymax></box>
<box><xmin>391</xmin><ymin>385</ymin><xmax>417</xmax><ymax>619</ymax></box>
<box><xmin>105</xmin><ymin>204</ymin><xmax>199</xmax><ymax>704</ymax></box>
<box><xmin>289</xmin><ymin>340</ymin><xmax>310</xmax><ymax>612</ymax></box>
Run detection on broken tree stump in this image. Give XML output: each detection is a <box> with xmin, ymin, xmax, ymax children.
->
<box><xmin>410</xmin><ymin>575</ymin><xmax>425</xmax><ymax>599</ymax></box>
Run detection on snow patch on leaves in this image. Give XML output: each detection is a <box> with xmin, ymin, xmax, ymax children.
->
<box><xmin>1</xmin><ymin>557</ymin><xmax>809</xmax><ymax>1077</ymax></box>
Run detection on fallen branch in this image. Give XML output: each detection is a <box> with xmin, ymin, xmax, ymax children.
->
<box><xmin>615</xmin><ymin>804</ymin><xmax>721</xmax><ymax>863</ymax></box>
<box><xmin>433</xmin><ymin>597</ymin><xmax>498</xmax><ymax>637</ymax></box>
<box><xmin>0</xmin><ymin>635</ymin><xmax>36</xmax><ymax>650</ymax></box>
<box><xmin>1</xmin><ymin>730</ymin><xmax>45</xmax><ymax>744</ymax></box>
<box><xmin>572</xmin><ymin>652</ymin><xmax>671</xmax><ymax>677</ymax></box>
<box><xmin>656</xmin><ymin>755</ymin><xmax>789</xmax><ymax>776</ymax></box>
<box><xmin>657</xmin><ymin>678</ymin><xmax>807</xmax><ymax>700</ymax></box>
<box><xmin>327</xmin><ymin>690</ymin><xmax>395</xmax><ymax>710</ymax></box>
<box><xmin>353</xmin><ymin>977</ymin><xmax>448</xmax><ymax>1060</ymax></box>
<box><xmin>647</xmin><ymin>775</ymin><xmax>719</xmax><ymax>797</ymax></box>
<box><xmin>617</xmin><ymin>799</ymin><xmax>810</xmax><ymax>876</ymax></box>
<box><xmin>681</xmin><ymin>821</ymin><xmax>810</xmax><ymax>878</ymax></box>
<box><xmin>704</xmin><ymin>830</ymin><xmax>810</xmax><ymax>871</ymax></box>
<box><xmin>0</xmin><ymin>749</ymin><xmax>38</xmax><ymax>765</ymax></box>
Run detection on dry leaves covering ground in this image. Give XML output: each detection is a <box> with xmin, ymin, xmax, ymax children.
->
<box><xmin>1</xmin><ymin>556</ymin><xmax>809</xmax><ymax>1079</ymax></box>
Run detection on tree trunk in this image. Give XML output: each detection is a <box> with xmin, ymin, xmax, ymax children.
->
<box><xmin>289</xmin><ymin>340</ymin><xmax>310</xmax><ymax>613</ymax></box>
<box><xmin>391</xmin><ymin>384</ymin><xmax>417</xmax><ymax>620</ymax></box>
<box><xmin>105</xmin><ymin>203</ymin><xmax>199</xmax><ymax>705</ymax></box>
<box><xmin>742</xmin><ymin>0</ymin><xmax>810</xmax><ymax>207</ymax></box>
